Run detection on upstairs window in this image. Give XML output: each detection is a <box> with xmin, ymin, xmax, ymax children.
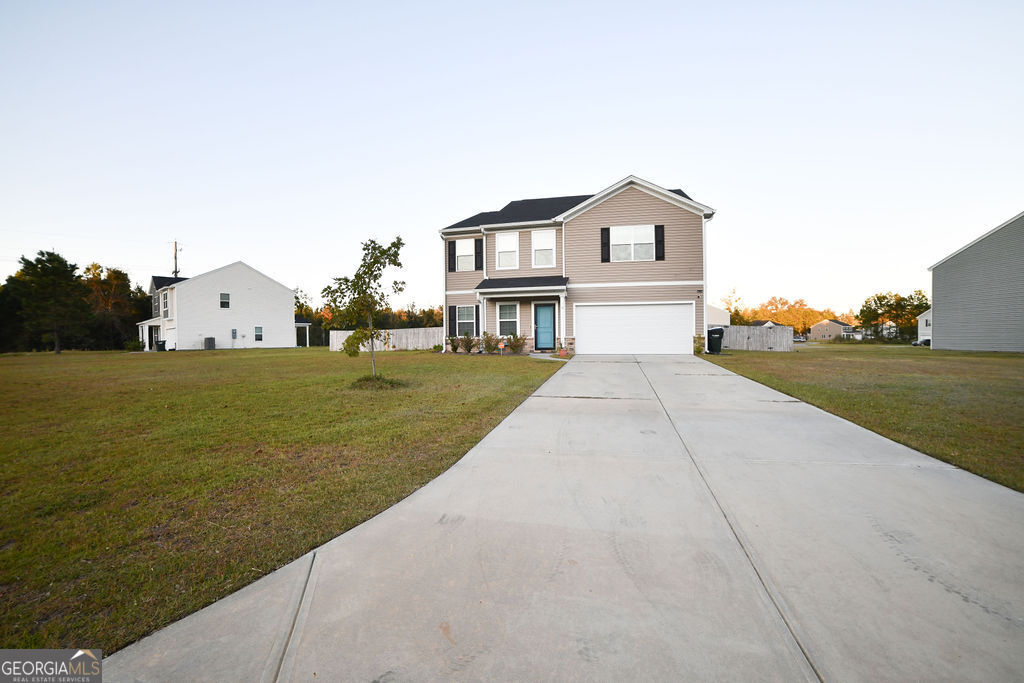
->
<box><xmin>532</xmin><ymin>229</ymin><xmax>555</xmax><ymax>268</ymax></box>
<box><xmin>254</xmin><ymin>326</ymin><xmax>263</xmax><ymax>342</ymax></box>
<box><xmin>220</xmin><ymin>293</ymin><xmax>230</xmax><ymax>309</ymax></box>
<box><xmin>610</xmin><ymin>225</ymin><xmax>655</xmax><ymax>262</ymax></box>
<box><xmin>498</xmin><ymin>303</ymin><xmax>518</xmax><ymax>336</ymax></box>
<box><xmin>496</xmin><ymin>232</ymin><xmax>519</xmax><ymax>269</ymax></box>
<box><xmin>162</xmin><ymin>291</ymin><xmax>169</xmax><ymax>318</ymax></box>
<box><xmin>455</xmin><ymin>239</ymin><xmax>475</xmax><ymax>271</ymax></box>
<box><xmin>152</xmin><ymin>294</ymin><xmax>159</xmax><ymax>317</ymax></box>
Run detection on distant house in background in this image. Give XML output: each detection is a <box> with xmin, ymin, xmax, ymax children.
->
<box><xmin>928</xmin><ymin>210</ymin><xmax>1024</xmax><ymax>352</ymax></box>
<box><xmin>749</xmin><ymin>320</ymin><xmax>778</xmax><ymax>328</ymax></box>
<box><xmin>917</xmin><ymin>309</ymin><xmax>932</xmax><ymax>343</ymax></box>
<box><xmin>706</xmin><ymin>304</ymin><xmax>730</xmax><ymax>329</ymax></box>
<box><xmin>137</xmin><ymin>262</ymin><xmax>297</xmax><ymax>351</ymax></box>
<box><xmin>810</xmin><ymin>318</ymin><xmax>854</xmax><ymax>341</ymax></box>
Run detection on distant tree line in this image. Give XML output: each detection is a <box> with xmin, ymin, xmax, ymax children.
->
<box><xmin>0</xmin><ymin>251</ymin><xmax>150</xmax><ymax>353</ymax></box>
<box><xmin>721</xmin><ymin>288</ymin><xmax>930</xmax><ymax>341</ymax></box>
<box><xmin>722</xmin><ymin>291</ymin><xmax>856</xmax><ymax>334</ymax></box>
<box><xmin>857</xmin><ymin>290</ymin><xmax>930</xmax><ymax>341</ymax></box>
<box><xmin>295</xmin><ymin>288</ymin><xmax>442</xmax><ymax>347</ymax></box>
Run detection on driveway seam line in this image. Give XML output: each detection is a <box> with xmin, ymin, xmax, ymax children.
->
<box><xmin>636</xmin><ymin>360</ymin><xmax>825</xmax><ymax>683</ymax></box>
<box><xmin>272</xmin><ymin>550</ymin><xmax>317</xmax><ymax>683</ymax></box>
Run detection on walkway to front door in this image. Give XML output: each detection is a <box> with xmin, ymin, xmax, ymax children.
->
<box><xmin>534</xmin><ymin>303</ymin><xmax>555</xmax><ymax>350</ymax></box>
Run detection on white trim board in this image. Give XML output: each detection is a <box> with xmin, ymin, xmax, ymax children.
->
<box><xmin>566</xmin><ymin>280</ymin><xmax>703</xmax><ymax>289</ymax></box>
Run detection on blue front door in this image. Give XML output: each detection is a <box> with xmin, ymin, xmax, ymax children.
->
<box><xmin>535</xmin><ymin>304</ymin><xmax>555</xmax><ymax>350</ymax></box>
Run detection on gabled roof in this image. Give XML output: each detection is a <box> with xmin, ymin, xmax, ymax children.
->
<box><xmin>750</xmin><ymin>320</ymin><xmax>776</xmax><ymax>326</ymax></box>
<box><xmin>441</xmin><ymin>177</ymin><xmax>709</xmax><ymax>232</ymax></box>
<box><xmin>929</xmin><ymin>210</ymin><xmax>1024</xmax><ymax>271</ymax></box>
<box><xmin>147</xmin><ymin>262</ymin><xmax>292</xmax><ymax>296</ymax></box>
<box><xmin>150</xmin><ymin>275</ymin><xmax>189</xmax><ymax>291</ymax></box>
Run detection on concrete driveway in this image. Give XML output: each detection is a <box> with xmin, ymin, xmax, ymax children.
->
<box><xmin>106</xmin><ymin>355</ymin><xmax>1024</xmax><ymax>681</ymax></box>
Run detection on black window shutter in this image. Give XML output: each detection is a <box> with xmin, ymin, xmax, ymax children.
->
<box><xmin>474</xmin><ymin>305</ymin><xmax>481</xmax><ymax>337</ymax></box>
<box><xmin>474</xmin><ymin>238</ymin><xmax>483</xmax><ymax>270</ymax></box>
<box><xmin>447</xmin><ymin>241</ymin><xmax>456</xmax><ymax>272</ymax></box>
<box><xmin>600</xmin><ymin>227</ymin><xmax>610</xmax><ymax>262</ymax></box>
<box><xmin>655</xmin><ymin>225</ymin><xmax>665</xmax><ymax>261</ymax></box>
<box><xmin>448</xmin><ymin>305</ymin><xmax>456</xmax><ymax>337</ymax></box>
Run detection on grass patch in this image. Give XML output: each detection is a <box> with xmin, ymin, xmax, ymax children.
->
<box><xmin>350</xmin><ymin>374</ymin><xmax>408</xmax><ymax>390</ymax></box>
<box><xmin>704</xmin><ymin>343</ymin><xmax>1024</xmax><ymax>492</ymax></box>
<box><xmin>0</xmin><ymin>348</ymin><xmax>559</xmax><ymax>652</ymax></box>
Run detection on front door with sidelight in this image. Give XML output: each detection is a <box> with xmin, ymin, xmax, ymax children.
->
<box><xmin>534</xmin><ymin>303</ymin><xmax>555</xmax><ymax>351</ymax></box>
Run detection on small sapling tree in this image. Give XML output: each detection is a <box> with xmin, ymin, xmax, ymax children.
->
<box><xmin>322</xmin><ymin>237</ymin><xmax>405</xmax><ymax>378</ymax></box>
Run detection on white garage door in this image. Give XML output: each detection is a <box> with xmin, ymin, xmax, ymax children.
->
<box><xmin>575</xmin><ymin>302</ymin><xmax>695</xmax><ymax>354</ymax></box>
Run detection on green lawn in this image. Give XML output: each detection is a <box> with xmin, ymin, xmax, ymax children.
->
<box><xmin>703</xmin><ymin>343</ymin><xmax>1024</xmax><ymax>492</ymax></box>
<box><xmin>0</xmin><ymin>348</ymin><xmax>560</xmax><ymax>652</ymax></box>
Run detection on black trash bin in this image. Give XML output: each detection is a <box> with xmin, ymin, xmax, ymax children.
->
<box><xmin>707</xmin><ymin>327</ymin><xmax>725</xmax><ymax>354</ymax></box>
<box><xmin>156</xmin><ymin>340</ymin><xmax>166</xmax><ymax>352</ymax></box>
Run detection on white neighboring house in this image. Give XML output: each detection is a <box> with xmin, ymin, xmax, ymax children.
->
<box><xmin>706</xmin><ymin>304</ymin><xmax>730</xmax><ymax>329</ymax></box>
<box><xmin>137</xmin><ymin>262</ymin><xmax>296</xmax><ymax>351</ymax></box>
<box><xmin>917</xmin><ymin>308</ymin><xmax>932</xmax><ymax>343</ymax></box>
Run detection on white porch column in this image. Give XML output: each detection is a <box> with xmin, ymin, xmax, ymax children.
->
<box><xmin>559</xmin><ymin>293</ymin><xmax>566</xmax><ymax>344</ymax></box>
<box><xmin>479</xmin><ymin>296</ymin><xmax>486</xmax><ymax>335</ymax></box>
<box><xmin>304</xmin><ymin>326</ymin><xmax>309</xmax><ymax>347</ymax></box>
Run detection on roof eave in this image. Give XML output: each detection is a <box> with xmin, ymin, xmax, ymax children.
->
<box><xmin>475</xmin><ymin>285</ymin><xmax>568</xmax><ymax>294</ymax></box>
<box><xmin>480</xmin><ymin>219</ymin><xmax>559</xmax><ymax>231</ymax></box>
<box><xmin>929</xmin><ymin>209</ymin><xmax>1024</xmax><ymax>270</ymax></box>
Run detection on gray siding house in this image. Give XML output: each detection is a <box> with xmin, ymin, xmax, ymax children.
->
<box><xmin>928</xmin><ymin>211</ymin><xmax>1024</xmax><ymax>352</ymax></box>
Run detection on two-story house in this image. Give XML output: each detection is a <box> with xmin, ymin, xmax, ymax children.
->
<box><xmin>441</xmin><ymin>176</ymin><xmax>715</xmax><ymax>354</ymax></box>
<box><xmin>809</xmin><ymin>319</ymin><xmax>854</xmax><ymax>341</ymax></box>
<box><xmin>137</xmin><ymin>261</ymin><xmax>296</xmax><ymax>351</ymax></box>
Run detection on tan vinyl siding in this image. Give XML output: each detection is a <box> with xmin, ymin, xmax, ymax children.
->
<box><xmin>484</xmin><ymin>227</ymin><xmax>563</xmax><ymax>278</ymax></box>
<box><xmin>445</xmin><ymin>292</ymin><xmax>478</xmax><ymax>306</ymax></box>
<box><xmin>566</xmin><ymin>284</ymin><xmax>703</xmax><ymax>337</ymax></box>
<box><xmin>564</xmin><ymin>186</ymin><xmax>703</xmax><ymax>284</ymax></box>
<box><xmin>809</xmin><ymin>320</ymin><xmax>843</xmax><ymax>340</ymax></box>
<box><xmin>932</xmin><ymin>213</ymin><xmax>1024</xmax><ymax>352</ymax></box>
<box><xmin>443</xmin><ymin>235</ymin><xmax>483</xmax><ymax>292</ymax></box>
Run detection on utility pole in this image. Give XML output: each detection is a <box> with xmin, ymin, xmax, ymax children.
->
<box><xmin>172</xmin><ymin>241</ymin><xmax>180</xmax><ymax>277</ymax></box>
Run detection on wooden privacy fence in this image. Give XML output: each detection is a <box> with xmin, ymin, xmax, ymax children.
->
<box><xmin>720</xmin><ymin>325</ymin><xmax>793</xmax><ymax>352</ymax></box>
<box><xmin>329</xmin><ymin>327</ymin><xmax>444</xmax><ymax>352</ymax></box>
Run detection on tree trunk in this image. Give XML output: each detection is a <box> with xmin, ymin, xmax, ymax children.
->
<box><xmin>53</xmin><ymin>324</ymin><xmax>62</xmax><ymax>354</ymax></box>
<box><xmin>368</xmin><ymin>311</ymin><xmax>376</xmax><ymax>378</ymax></box>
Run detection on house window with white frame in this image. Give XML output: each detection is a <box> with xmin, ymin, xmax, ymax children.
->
<box><xmin>455</xmin><ymin>239</ymin><xmax>475</xmax><ymax>272</ymax></box>
<box><xmin>610</xmin><ymin>225</ymin><xmax>655</xmax><ymax>262</ymax></box>
<box><xmin>456</xmin><ymin>305</ymin><xmax>475</xmax><ymax>336</ymax></box>
<box><xmin>162</xmin><ymin>291</ymin><xmax>169</xmax><ymax>318</ymax></box>
<box><xmin>254</xmin><ymin>326</ymin><xmax>263</xmax><ymax>342</ymax></box>
<box><xmin>152</xmin><ymin>294</ymin><xmax>159</xmax><ymax>317</ymax></box>
<box><xmin>498</xmin><ymin>303</ymin><xmax>518</xmax><ymax>336</ymax></box>
<box><xmin>532</xmin><ymin>229</ymin><xmax>555</xmax><ymax>267</ymax></box>
<box><xmin>496</xmin><ymin>232</ymin><xmax>519</xmax><ymax>269</ymax></box>
<box><xmin>220</xmin><ymin>293</ymin><xmax>230</xmax><ymax>309</ymax></box>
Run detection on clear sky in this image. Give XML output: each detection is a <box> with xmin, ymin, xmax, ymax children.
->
<box><xmin>1</xmin><ymin>1</ymin><xmax>1021</xmax><ymax>315</ymax></box>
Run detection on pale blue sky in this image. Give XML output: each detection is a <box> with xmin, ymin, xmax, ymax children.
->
<box><xmin>1</xmin><ymin>1</ymin><xmax>1021</xmax><ymax>314</ymax></box>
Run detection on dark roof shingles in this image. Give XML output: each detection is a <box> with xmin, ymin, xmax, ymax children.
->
<box><xmin>151</xmin><ymin>276</ymin><xmax>188</xmax><ymax>290</ymax></box>
<box><xmin>475</xmin><ymin>276</ymin><xmax>568</xmax><ymax>290</ymax></box>
<box><xmin>444</xmin><ymin>186</ymin><xmax>697</xmax><ymax>231</ymax></box>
